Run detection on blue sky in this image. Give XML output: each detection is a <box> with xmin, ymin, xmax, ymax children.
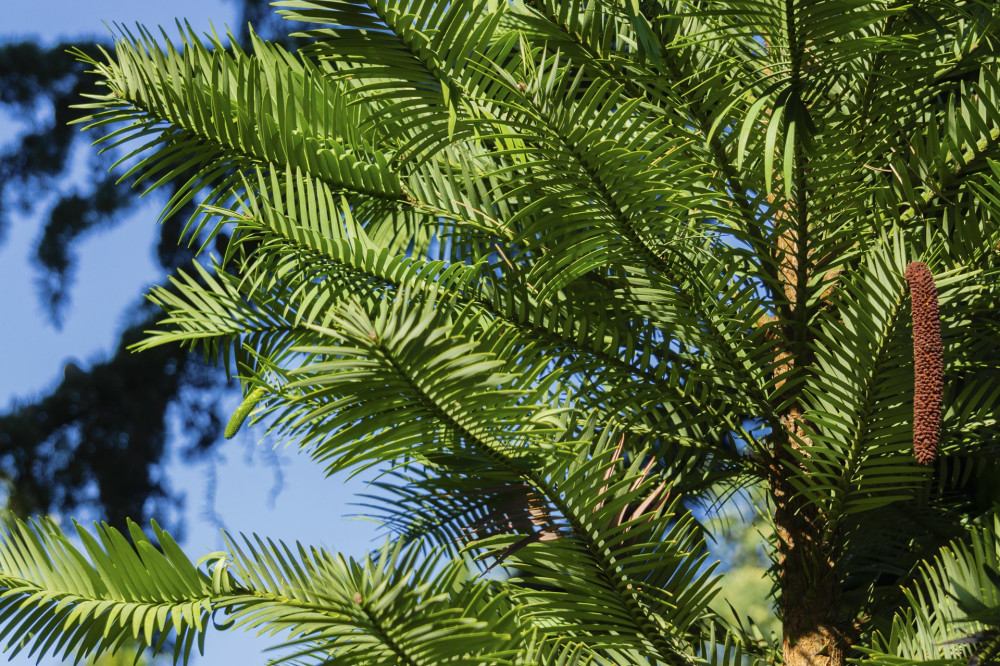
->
<box><xmin>0</xmin><ymin>2</ymin><xmax>378</xmax><ymax>663</ymax></box>
<box><xmin>3</xmin><ymin>1</ymin><xmax>239</xmax><ymax>43</ymax></box>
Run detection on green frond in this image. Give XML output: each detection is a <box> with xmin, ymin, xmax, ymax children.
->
<box><xmin>794</xmin><ymin>233</ymin><xmax>929</xmax><ymax>520</ymax></box>
<box><xmin>0</xmin><ymin>517</ymin><xmax>536</xmax><ymax>666</ymax></box>
<box><xmin>74</xmin><ymin>24</ymin><xmax>404</xmax><ymax>246</ymax></box>
<box><xmin>277</xmin><ymin>0</ymin><xmax>508</xmax><ymax>158</ymax></box>
<box><xmin>218</xmin><ymin>537</ymin><xmax>519</xmax><ymax>665</ymax></box>
<box><xmin>0</xmin><ymin>516</ymin><xmax>215</xmax><ymax>665</ymax></box>
<box><xmin>472</xmin><ymin>437</ymin><xmax>720</xmax><ymax>665</ymax></box>
<box><xmin>860</xmin><ymin>516</ymin><xmax>1000</xmax><ymax>666</ymax></box>
<box><xmin>263</xmin><ymin>290</ymin><xmax>569</xmax><ymax>475</ymax></box>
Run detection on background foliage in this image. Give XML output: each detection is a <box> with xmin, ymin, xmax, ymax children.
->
<box><xmin>0</xmin><ymin>0</ymin><xmax>287</xmax><ymax>530</ymax></box>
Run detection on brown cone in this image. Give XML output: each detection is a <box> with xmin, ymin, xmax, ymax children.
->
<box><xmin>905</xmin><ymin>261</ymin><xmax>943</xmax><ymax>465</ymax></box>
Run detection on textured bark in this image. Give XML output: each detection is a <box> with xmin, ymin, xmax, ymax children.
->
<box><xmin>773</xmin><ymin>408</ymin><xmax>849</xmax><ymax>666</ymax></box>
<box><xmin>767</xmin><ymin>198</ymin><xmax>850</xmax><ymax>666</ymax></box>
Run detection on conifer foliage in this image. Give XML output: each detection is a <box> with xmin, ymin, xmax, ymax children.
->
<box><xmin>3</xmin><ymin>2</ymin><xmax>1000</xmax><ymax>665</ymax></box>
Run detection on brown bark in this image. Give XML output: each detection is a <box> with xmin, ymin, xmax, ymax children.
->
<box><xmin>773</xmin><ymin>408</ymin><xmax>849</xmax><ymax>666</ymax></box>
<box><xmin>765</xmin><ymin>198</ymin><xmax>850</xmax><ymax>666</ymax></box>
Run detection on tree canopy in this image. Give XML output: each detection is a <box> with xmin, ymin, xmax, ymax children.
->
<box><xmin>2</xmin><ymin>1</ymin><xmax>1000</xmax><ymax>665</ymax></box>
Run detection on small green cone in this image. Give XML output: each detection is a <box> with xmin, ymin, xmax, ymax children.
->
<box><xmin>224</xmin><ymin>386</ymin><xmax>268</xmax><ymax>439</ymax></box>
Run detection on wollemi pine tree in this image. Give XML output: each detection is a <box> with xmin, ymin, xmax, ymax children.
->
<box><xmin>2</xmin><ymin>2</ymin><xmax>1000</xmax><ymax>666</ymax></box>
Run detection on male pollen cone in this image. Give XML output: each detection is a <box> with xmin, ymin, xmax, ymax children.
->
<box><xmin>905</xmin><ymin>261</ymin><xmax>943</xmax><ymax>465</ymax></box>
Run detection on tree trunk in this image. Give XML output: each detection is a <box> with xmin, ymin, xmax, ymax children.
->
<box><xmin>764</xmin><ymin>183</ymin><xmax>851</xmax><ymax>666</ymax></box>
<box><xmin>773</xmin><ymin>408</ymin><xmax>849</xmax><ymax>666</ymax></box>
<box><xmin>775</xmin><ymin>499</ymin><xmax>847</xmax><ymax>666</ymax></box>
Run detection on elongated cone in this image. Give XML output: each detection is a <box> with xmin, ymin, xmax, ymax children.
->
<box><xmin>225</xmin><ymin>386</ymin><xmax>267</xmax><ymax>439</ymax></box>
<box><xmin>905</xmin><ymin>261</ymin><xmax>943</xmax><ymax>465</ymax></box>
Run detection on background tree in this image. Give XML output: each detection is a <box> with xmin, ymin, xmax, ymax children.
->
<box><xmin>1</xmin><ymin>1</ymin><xmax>1000</xmax><ymax>666</ymax></box>
<box><xmin>0</xmin><ymin>0</ymin><xmax>289</xmax><ymax>530</ymax></box>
